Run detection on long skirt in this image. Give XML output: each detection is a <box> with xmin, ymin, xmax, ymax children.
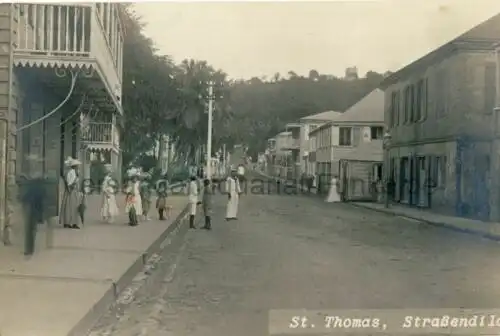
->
<box><xmin>226</xmin><ymin>195</ymin><xmax>239</xmax><ymax>218</ymax></box>
<box><xmin>101</xmin><ymin>194</ymin><xmax>118</xmax><ymax>219</ymax></box>
<box><xmin>125</xmin><ymin>195</ymin><xmax>142</xmax><ymax>215</ymax></box>
<box><xmin>59</xmin><ymin>188</ymin><xmax>80</xmax><ymax>226</ymax></box>
<box><xmin>326</xmin><ymin>184</ymin><xmax>341</xmax><ymax>203</ymax></box>
<box><xmin>189</xmin><ymin>201</ymin><xmax>197</xmax><ymax>215</ymax></box>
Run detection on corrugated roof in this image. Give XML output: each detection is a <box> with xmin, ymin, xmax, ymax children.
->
<box><xmin>332</xmin><ymin>89</ymin><xmax>385</xmax><ymax>124</ymax></box>
<box><xmin>301</xmin><ymin>110</ymin><xmax>343</xmax><ymax>121</ymax></box>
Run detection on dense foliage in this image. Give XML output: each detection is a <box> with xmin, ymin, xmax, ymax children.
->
<box><xmin>121</xmin><ymin>6</ymin><xmax>387</xmax><ymax>165</ymax></box>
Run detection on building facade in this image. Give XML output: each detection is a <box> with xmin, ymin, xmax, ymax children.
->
<box><xmin>273</xmin><ymin>131</ymin><xmax>292</xmax><ymax>177</ymax></box>
<box><xmin>284</xmin><ymin>111</ymin><xmax>342</xmax><ymax>180</ymax></box>
<box><xmin>0</xmin><ymin>3</ymin><xmax>123</xmax><ymax>247</ymax></box>
<box><xmin>332</xmin><ymin>89</ymin><xmax>384</xmax><ymax>201</ymax></box>
<box><xmin>382</xmin><ymin>13</ymin><xmax>499</xmax><ymax>221</ymax></box>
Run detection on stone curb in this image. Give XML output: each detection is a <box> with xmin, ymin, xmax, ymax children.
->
<box><xmin>67</xmin><ymin>202</ymin><xmax>190</xmax><ymax>336</ymax></box>
<box><xmin>350</xmin><ymin>202</ymin><xmax>500</xmax><ymax>242</ymax></box>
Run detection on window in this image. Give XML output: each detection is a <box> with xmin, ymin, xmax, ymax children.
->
<box><xmin>421</xmin><ymin>78</ymin><xmax>428</xmax><ymax>120</ymax></box>
<box><xmin>433</xmin><ymin>156</ymin><xmax>447</xmax><ymax>187</ymax></box>
<box><xmin>410</xmin><ymin>84</ymin><xmax>416</xmax><ymax>122</ymax></box>
<box><xmin>436</xmin><ymin>69</ymin><xmax>447</xmax><ymax>117</ymax></box>
<box><xmin>390</xmin><ymin>91</ymin><xmax>397</xmax><ymax>127</ymax></box>
<box><xmin>415</xmin><ymin>80</ymin><xmax>424</xmax><ymax>121</ymax></box>
<box><xmin>339</xmin><ymin>127</ymin><xmax>352</xmax><ymax>146</ymax></box>
<box><xmin>404</xmin><ymin>86</ymin><xmax>411</xmax><ymax>123</ymax></box>
<box><xmin>485</xmin><ymin>62</ymin><xmax>496</xmax><ymax>114</ymax></box>
<box><xmin>370</xmin><ymin>126</ymin><xmax>384</xmax><ymax>140</ymax></box>
<box><xmin>395</xmin><ymin>91</ymin><xmax>400</xmax><ymax>126</ymax></box>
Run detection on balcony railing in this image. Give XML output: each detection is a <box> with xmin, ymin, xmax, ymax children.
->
<box><xmin>81</xmin><ymin>122</ymin><xmax>119</xmax><ymax>148</ymax></box>
<box><xmin>14</xmin><ymin>3</ymin><xmax>122</xmax><ymax>96</ymax></box>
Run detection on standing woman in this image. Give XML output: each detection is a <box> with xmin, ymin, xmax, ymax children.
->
<box><xmin>140</xmin><ymin>173</ymin><xmax>152</xmax><ymax>221</ymax></box>
<box><xmin>60</xmin><ymin>157</ymin><xmax>82</xmax><ymax>229</ymax></box>
<box><xmin>101</xmin><ymin>164</ymin><xmax>118</xmax><ymax>223</ymax></box>
<box><xmin>225</xmin><ymin>169</ymin><xmax>241</xmax><ymax>221</ymax></box>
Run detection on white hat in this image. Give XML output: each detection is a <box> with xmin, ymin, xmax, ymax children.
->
<box><xmin>64</xmin><ymin>156</ymin><xmax>81</xmax><ymax>167</ymax></box>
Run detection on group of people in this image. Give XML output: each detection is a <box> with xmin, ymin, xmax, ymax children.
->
<box><xmin>186</xmin><ymin>168</ymin><xmax>243</xmax><ymax>230</ymax></box>
<box><xmin>59</xmin><ymin>156</ymin><xmax>245</xmax><ymax>230</ymax></box>
<box><xmin>59</xmin><ymin>157</ymin><xmax>172</xmax><ymax>229</ymax></box>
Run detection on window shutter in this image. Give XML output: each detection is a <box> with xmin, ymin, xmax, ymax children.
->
<box><xmin>352</xmin><ymin>127</ymin><xmax>361</xmax><ymax>146</ymax></box>
<box><xmin>331</xmin><ymin>126</ymin><xmax>339</xmax><ymax>146</ymax></box>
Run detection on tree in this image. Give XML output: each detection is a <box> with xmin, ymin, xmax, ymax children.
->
<box><xmin>225</xmin><ymin>70</ymin><xmax>385</xmax><ymax>158</ymax></box>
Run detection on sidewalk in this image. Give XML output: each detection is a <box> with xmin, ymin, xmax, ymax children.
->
<box><xmin>0</xmin><ymin>194</ymin><xmax>189</xmax><ymax>336</ymax></box>
<box><xmin>352</xmin><ymin>202</ymin><xmax>500</xmax><ymax>241</ymax></box>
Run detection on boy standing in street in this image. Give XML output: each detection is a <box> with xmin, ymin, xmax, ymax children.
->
<box><xmin>202</xmin><ymin>179</ymin><xmax>213</xmax><ymax>230</ymax></box>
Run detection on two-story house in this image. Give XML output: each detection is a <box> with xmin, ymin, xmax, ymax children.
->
<box><xmin>381</xmin><ymin>13</ymin><xmax>499</xmax><ymax>221</ymax></box>
<box><xmin>0</xmin><ymin>3</ymin><xmax>123</xmax><ymax>246</ymax></box>
<box><xmin>309</xmin><ymin>91</ymin><xmax>384</xmax><ymax>196</ymax></box>
<box><xmin>284</xmin><ymin>110</ymin><xmax>342</xmax><ymax>180</ymax></box>
<box><xmin>332</xmin><ymin>89</ymin><xmax>384</xmax><ymax>201</ymax></box>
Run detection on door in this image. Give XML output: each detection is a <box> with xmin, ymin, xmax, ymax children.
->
<box><xmin>400</xmin><ymin>157</ymin><xmax>409</xmax><ymax>203</ymax></box>
<box><xmin>418</xmin><ymin>157</ymin><xmax>428</xmax><ymax>207</ymax></box>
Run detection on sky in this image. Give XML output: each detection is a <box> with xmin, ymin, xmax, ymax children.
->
<box><xmin>134</xmin><ymin>0</ymin><xmax>500</xmax><ymax>80</ymax></box>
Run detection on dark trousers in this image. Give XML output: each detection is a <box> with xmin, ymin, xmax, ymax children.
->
<box><xmin>158</xmin><ymin>208</ymin><xmax>165</xmax><ymax>220</ymax></box>
<box><xmin>129</xmin><ymin>207</ymin><xmax>138</xmax><ymax>226</ymax></box>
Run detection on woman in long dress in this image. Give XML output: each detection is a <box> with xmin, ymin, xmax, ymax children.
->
<box><xmin>101</xmin><ymin>164</ymin><xmax>118</xmax><ymax>223</ymax></box>
<box><xmin>226</xmin><ymin>170</ymin><xmax>241</xmax><ymax>220</ymax></box>
<box><xmin>60</xmin><ymin>157</ymin><xmax>82</xmax><ymax>229</ymax></box>
<box><xmin>125</xmin><ymin>171</ymin><xmax>142</xmax><ymax>220</ymax></box>
<box><xmin>326</xmin><ymin>176</ymin><xmax>341</xmax><ymax>203</ymax></box>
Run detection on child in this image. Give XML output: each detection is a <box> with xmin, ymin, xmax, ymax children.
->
<box><xmin>156</xmin><ymin>181</ymin><xmax>168</xmax><ymax>220</ymax></box>
<box><xmin>202</xmin><ymin>179</ymin><xmax>212</xmax><ymax>230</ymax></box>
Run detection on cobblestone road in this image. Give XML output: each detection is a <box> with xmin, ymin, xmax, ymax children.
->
<box><xmin>89</xmin><ymin>177</ymin><xmax>500</xmax><ymax>336</ymax></box>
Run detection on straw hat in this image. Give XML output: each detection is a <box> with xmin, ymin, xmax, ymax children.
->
<box><xmin>64</xmin><ymin>156</ymin><xmax>81</xmax><ymax>167</ymax></box>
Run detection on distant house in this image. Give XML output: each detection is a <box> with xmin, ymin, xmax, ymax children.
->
<box><xmin>284</xmin><ymin>110</ymin><xmax>342</xmax><ymax>180</ymax></box>
<box><xmin>381</xmin><ymin>13</ymin><xmax>500</xmax><ymax>220</ymax></box>
<box><xmin>331</xmin><ymin>89</ymin><xmax>385</xmax><ymax>201</ymax></box>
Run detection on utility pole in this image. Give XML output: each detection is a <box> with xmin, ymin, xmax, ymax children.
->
<box><xmin>206</xmin><ymin>81</ymin><xmax>215</xmax><ymax>179</ymax></box>
<box><xmin>222</xmin><ymin>143</ymin><xmax>226</xmax><ymax>175</ymax></box>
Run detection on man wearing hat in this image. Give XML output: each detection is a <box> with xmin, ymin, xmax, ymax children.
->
<box><xmin>60</xmin><ymin>157</ymin><xmax>82</xmax><ymax>229</ymax></box>
<box><xmin>187</xmin><ymin>175</ymin><xmax>199</xmax><ymax>229</ymax></box>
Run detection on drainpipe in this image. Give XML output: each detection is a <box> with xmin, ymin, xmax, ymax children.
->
<box><xmin>490</xmin><ymin>45</ymin><xmax>500</xmax><ymax>221</ymax></box>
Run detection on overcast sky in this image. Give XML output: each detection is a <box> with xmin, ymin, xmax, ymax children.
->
<box><xmin>134</xmin><ymin>0</ymin><xmax>500</xmax><ymax>80</ymax></box>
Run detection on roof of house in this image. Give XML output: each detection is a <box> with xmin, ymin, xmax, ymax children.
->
<box><xmin>277</xmin><ymin>131</ymin><xmax>291</xmax><ymax>137</ymax></box>
<box><xmin>380</xmin><ymin>13</ymin><xmax>500</xmax><ymax>89</ymax></box>
<box><xmin>331</xmin><ymin>89</ymin><xmax>384</xmax><ymax>124</ymax></box>
<box><xmin>300</xmin><ymin>110</ymin><xmax>343</xmax><ymax>121</ymax></box>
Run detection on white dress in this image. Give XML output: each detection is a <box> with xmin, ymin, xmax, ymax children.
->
<box><xmin>101</xmin><ymin>175</ymin><xmax>118</xmax><ymax>220</ymax></box>
<box><xmin>188</xmin><ymin>180</ymin><xmax>199</xmax><ymax>215</ymax></box>
<box><xmin>326</xmin><ymin>178</ymin><xmax>341</xmax><ymax>203</ymax></box>
<box><xmin>226</xmin><ymin>176</ymin><xmax>241</xmax><ymax>218</ymax></box>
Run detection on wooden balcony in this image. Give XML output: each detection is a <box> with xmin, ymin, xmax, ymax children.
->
<box><xmin>13</xmin><ymin>3</ymin><xmax>123</xmax><ymax>112</ymax></box>
<box><xmin>81</xmin><ymin>122</ymin><xmax>120</xmax><ymax>153</ymax></box>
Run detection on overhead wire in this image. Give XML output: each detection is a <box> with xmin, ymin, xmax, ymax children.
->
<box><xmin>16</xmin><ymin>69</ymin><xmax>80</xmax><ymax>133</ymax></box>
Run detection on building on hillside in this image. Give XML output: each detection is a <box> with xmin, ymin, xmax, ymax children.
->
<box><xmin>381</xmin><ymin>13</ymin><xmax>500</xmax><ymax>221</ymax></box>
<box><xmin>274</xmin><ymin>131</ymin><xmax>292</xmax><ymax>177</ymax></box>
<box><xmin>284</xmin><ymin>110</ymin><xmax>342</xmax><ymax>180</ymax></box>
<box><xmin>345</xmin><ymin>67</ymin><xmax>358</xmax><ymax>81</ymax></box>
<box><xmin>331</xmin><ymin>89</ymin><xmax>385</xmax><ymax>201</ymax></box>
<box><xmin>0</xmin><ymin>3</ymin><xmax>123</xmax><ymax>248</ymax></box>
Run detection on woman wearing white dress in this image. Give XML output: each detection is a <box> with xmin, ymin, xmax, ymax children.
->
<box><xmin>101</xmin><ymin>164</ymin><xmax>118</xmax><ymax>223</ymax></box>
<box><xmin>326</xmin><ymin>176</ymin><xmax>341</xmax><ymax>203</ymax></box>
<box><xmin>226</xmin><ymin>169</ymin><xmax>241</xmax><ymax>220</ymax></box>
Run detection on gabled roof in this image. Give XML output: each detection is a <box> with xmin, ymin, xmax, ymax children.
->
<box><xmin>300</xmin><ymin>110</ymin><xmax>342</xmax><ymax>121</ymax></box>
<box><xmin>331</xmin><ymin>89</ymin><xmax>384</xmax><ymax>124</ymax></box>
<box><xmin>381</xmin><ymin>13</ymin><xmax>500</xmax><ymax>88</ymax></box>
